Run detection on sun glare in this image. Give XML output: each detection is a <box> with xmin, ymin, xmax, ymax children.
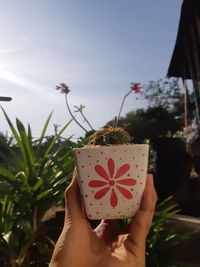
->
<box><xmin>0</xmin><ymin>69</ymin><xmax>49</xmax><ymax>93</ymax></box>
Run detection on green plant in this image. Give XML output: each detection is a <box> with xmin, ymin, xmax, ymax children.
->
<box><xmin>146</xmin><ymin>196</ymin><xmax>191</xmax><ymax>267</ymax></box>
<box><xmin>141</xmin><ymin>78</ymin><xmax>182</xmax><ymax>111</ymax></box>
<box><xmin>0</xmin><ymin>108</ymin><xmax>79</xmax><ymax>266</ymax></box>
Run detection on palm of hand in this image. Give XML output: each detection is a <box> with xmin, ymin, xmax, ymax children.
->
<box><xmin>64</xmin><ymin>219</ymin><xmax>145</xmax><ymax>267</ymax></box>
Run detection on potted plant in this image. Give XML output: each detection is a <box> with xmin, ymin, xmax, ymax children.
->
<box><xmin>56</xmin><ymin>82</ymin><xmax>149</xmax><ymax>219</ymax></box>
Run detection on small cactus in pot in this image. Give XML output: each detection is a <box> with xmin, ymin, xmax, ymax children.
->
<box><xmin>56</xmin><ymin>82</ymin><xmax>148</xmax><ymax>220</ymax></box>
<box><xmin>88</xmin><ymin>126</ymin><xmax>131</xmax><ymax>146</ymax></box>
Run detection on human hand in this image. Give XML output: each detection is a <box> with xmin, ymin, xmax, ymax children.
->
<box><xmin>50</xmin><ymin>169</ymin><xmax>157</xmax><ymax>267</ymax></box>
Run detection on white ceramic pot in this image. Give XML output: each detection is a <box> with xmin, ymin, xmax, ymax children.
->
<box><xmin>74</xmin><ymin>144</ymin><xmax>149</xmax><ymax>219</ymax></box>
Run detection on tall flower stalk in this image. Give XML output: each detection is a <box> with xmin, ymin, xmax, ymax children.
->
<box><xmin>74</xmin><ymin>104</ymin><xmax>94</xmax><ymax>131</ymax></box>
<box><xmin>56</xmin><ymin>82</ymin><xmax>141</xmax><ymax>132</ymax></box>
<box><xmin>56</xmin><ymin>83</ymin><xmax>89</xmax><ymax>133</ymax></box>
<box><xmin>116</xmin><ymin>83</ymin><xmax>142</xmax><ymax>127</ymax></box>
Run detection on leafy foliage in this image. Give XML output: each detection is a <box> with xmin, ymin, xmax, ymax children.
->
<box><xmin>146</xmin><ymin>196</ymin><xmax>191</xmax><ymax>267</ymax></box>
<box><xmin>108</xmin><ymin>107</ymin><xmax>183</xmax><ymax>143</ymax></box>
<box><xmin>141</xmin><ymin>78</ymin><xmax>183</xmax><ymax>111</ymax></box>
<box><xmin>0</xmin><ymin>109</ymin><xmax>80</xmax><ymax>266</ymax></box>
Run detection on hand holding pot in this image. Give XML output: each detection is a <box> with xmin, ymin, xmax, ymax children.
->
<box><xmin>50</xmin><ymin>169</ymin><xmax>157</xmax><ymax>267</ymax></box>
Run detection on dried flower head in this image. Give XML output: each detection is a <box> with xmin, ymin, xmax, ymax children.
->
<box><xmin>55</xmin><ymin>83</ymin><xmax>70</xmax><ymax>94</ymax></box>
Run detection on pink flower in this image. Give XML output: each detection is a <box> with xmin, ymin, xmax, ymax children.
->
<box><xmin>55</xmin><ymin>83</ymin><xmax>70</xmax><ymax>94</ymax></box>
<box><xmin>55</xmin><ymin>85</ymin><xmax>62</xmax><ymax>90</ymax></box>
<box><xmin>88</xmin><ymin>158</ymin><xmax>137</xmax><ymax>208</ymax></box>
<box><xmin>130</xmin><ymin>83</ymin><xmax>142</xmax><ymax>93</ymax></box>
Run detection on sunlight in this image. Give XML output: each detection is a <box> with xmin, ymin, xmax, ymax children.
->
<box><xmin>0</xmin><ymin>69</ymin><xmax>49</xmax><ymax>93</ymax></box>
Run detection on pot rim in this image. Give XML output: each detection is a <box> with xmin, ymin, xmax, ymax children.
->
<box><xmin>74</xmin><ymin>143</ymin><xmax>149</xmax><ymax>151</ymax></box>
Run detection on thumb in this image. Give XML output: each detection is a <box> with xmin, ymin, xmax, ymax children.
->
<box><xmin>64</xmin><ymin>168</ymin><xmax>85</xmax><ymax>222</ymax></box>
<box><xmin>127</xmin><ymin>174</ymin><xmax>157</xmax><ymax>251</ymax></box>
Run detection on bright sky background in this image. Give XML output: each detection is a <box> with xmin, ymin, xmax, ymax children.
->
<box><xmin>0</xmin><ymin>0</ymin><xmax>183</xmax><ymax>141</ymax></box>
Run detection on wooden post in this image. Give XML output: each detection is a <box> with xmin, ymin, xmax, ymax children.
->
<box><xmin>183</xmin><ymin>79</ymin><xmax>189</xmax><ymax>128</ymax></box>
<box><xmin>192</xmin><ymin>80</ymin><xmax>200</xmax><ymax>130</ymax></box>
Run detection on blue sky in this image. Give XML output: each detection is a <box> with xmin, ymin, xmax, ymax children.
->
<box><xmin>0</xmin><ymin>0</ymin><xmax>183</xmax><ymax>140</ymax></box>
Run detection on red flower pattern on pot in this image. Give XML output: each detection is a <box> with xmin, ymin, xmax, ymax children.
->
<box><xmin>88</xmin><ymin>158</ymin><xmax>137</xmax><ymax>208</ymax></box>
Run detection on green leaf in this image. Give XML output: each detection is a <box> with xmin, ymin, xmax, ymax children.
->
<box><xmin>1</xmin><ymin>107</ymin><xmax>26</xmax><ymax>161</ymax></box>
<box><xmin>44</xmin><ymin>119</ymin><xmax>72</xmax><ymax>156</ymax></box>
<box><xmin>6</xmin><ymin>200</ymin><xmax>12</xmax><ymax>215</ymax></box>
<box><xmin>0</xmin><ymin>167</ymin><xmax>22</xmax><ymax>192</ymax></box>
<box><xmin>2</xmin><ymin>195</ymin><xmax>8</xmax><ymax>214</ymax></box>
<box><xmin>156</xmin><ymin>196</ymin><xmax>174</xmax><ymax>209</ymax></box>
<box><xmin>37</xmin><ymin>156</ymin><xmax>51</xmax><ymax>178</ymax></box>
<box><xmin>35</xmin><ymin>189</ymin><xmax>52</xmax><ymax>200</ymax></box>
<box><xmin>36</xmin><ymin>111</ymin><xmax>53</xmax><ymax>156</ymax></box>
<box><xmin>28</xmin><ymin>123</ymin><xmax>32</xmax><ymax>144</ymax></box>
<box><xmin>0</xmin><ymin>137</ymin><xmax>20</xmax><ymax>166</ymax></box>
<box><xmin>158</xmin><ymin>204</ymin><xmax>178</xmax><ymax>214</ymax></box>
<box><xmin>16</xmin><ymin>118</ymin><xmax>35</xmax><ymax>178</ymax></box>
<box><xmin>0</xmin><ymin>167</ymin><xmax>16</xmax><ymax>182</ymax></box>
<box><xmin>52</xmin><ymin>137</ymin><xmax>73</xmax><ymax>158</ymax></box>
<box><xmin>31</xmin><ymin>178</ymin><xmax>43</xmax><ymax>191</ymax></box>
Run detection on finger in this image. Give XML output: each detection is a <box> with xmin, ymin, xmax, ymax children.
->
<box><xmin>94</xmin><ymin>220</ymin><xmax>118</xmax><ymax>243</ymax></box>
<box><xmin>128</xmin><ymin>174</ymin><xmax>157</xmax><ymax>250</ymax></box>
<box><xmin>64</xmin><ymin>168</ymin><xmax>85</xmax><ymax>222</ymax></box>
